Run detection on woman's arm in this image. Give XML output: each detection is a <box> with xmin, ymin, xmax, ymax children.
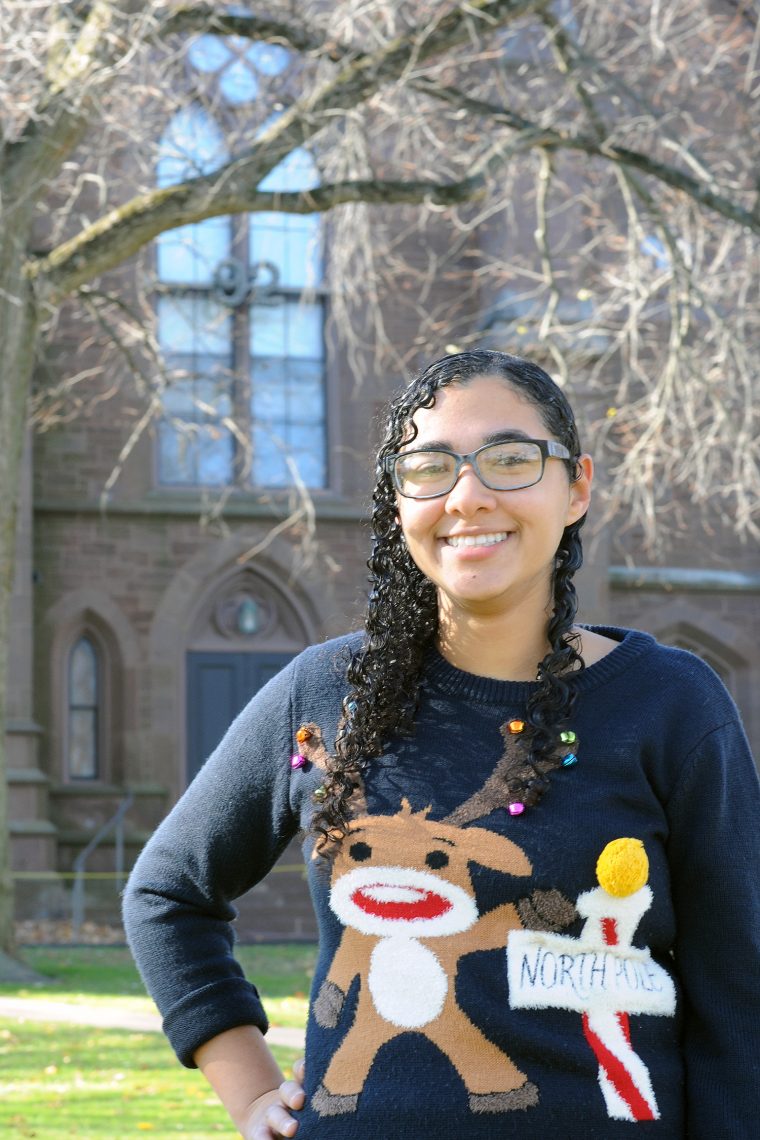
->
<box><xmin>123</xmin><ymin>659</ymin><xmax>300</xmax><ymax>1066</ymax></box>
<box><xmin>667</xmin><ymin>711</ymin><xmax>760</xmax><ymax>1136</ymax></box>
<box><xmin>195</xmin><ymin>1026</ymin><xmax>304</xmax><ymax>1140</ymax></box>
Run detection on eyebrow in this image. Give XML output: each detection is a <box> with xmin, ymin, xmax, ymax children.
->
<box><xmin>405</xmin><ymin>429</ymin><xmax>536</xmax><ymax>451</ymax></box>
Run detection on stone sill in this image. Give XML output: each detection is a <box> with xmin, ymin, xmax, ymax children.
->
<box><xmin>34</xmin><ymin>493</ymin><xmax>366</xmax><ymax>522</ymax></box>
<box><xmin>10</xmin><ymin>820</ymin><xmax>58</xmax><ymax>836</ymax></box>
<box><xmin>609</xmin><ymin>566</ymin><xmax>760</xmax><ymax>593</ymax></box>
<box><xmin>55</xmin><ymin>828</ymin><xmax>153</xmax><ymax>847</ymax></box>
<box><xmin>6</xmin><ymin>719</ymin><xmax>43</xmax><ymax>736</ymax></box>
<box><xmin>8</xmin><ymin>768</ymin><xmax>49</xmax><ymax>785</ymax></box>
<box><xmin>50</xmin><ymin>783</ymin><xmax>165</xmax><ymax>798</ymax></box>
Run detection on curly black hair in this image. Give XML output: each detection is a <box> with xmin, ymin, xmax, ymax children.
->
<box><xmin>312</xmin><ymin>349</ymin><xmax>586</xmax><ymax>850</ymax></box>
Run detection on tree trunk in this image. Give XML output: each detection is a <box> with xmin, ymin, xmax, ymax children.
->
<box><xmin>0</xmin><ymin>211</ymin><xmax>39</xmax><ymax>957</ymax></box>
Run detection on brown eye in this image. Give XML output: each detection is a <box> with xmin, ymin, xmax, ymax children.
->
<box><xmin>349</xmin><ymin>841</ymin><xmax>372</xmax><ymax>862</ymax></box>
<box><xmin>426</xmin><ymin>850</ymin><xmax>449</xmax><ymax>870</ymax></box>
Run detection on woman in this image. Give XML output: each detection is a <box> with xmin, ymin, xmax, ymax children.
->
<box><xmin>124</xmin><ymin>350</ymin><xmax>760</xmax><ymax>1139</ymax></box>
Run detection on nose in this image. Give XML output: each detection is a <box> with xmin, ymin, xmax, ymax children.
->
<box><xmin>443</xmin><ymin>462</ymin><xmax>498</xmax><ymax>514</ymax></box>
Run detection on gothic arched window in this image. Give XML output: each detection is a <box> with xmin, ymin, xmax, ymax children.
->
<box><xmin>155</xmin><ymin>40</ymin><xmax>326</xmax><ymax>491</ymax></box>
<box><xmin>67</xmin><ymin>636</ymin><xmax>101</xmax><ymax>780</ymax></box>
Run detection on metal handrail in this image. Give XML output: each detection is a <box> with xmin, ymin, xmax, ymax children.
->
<box><xmin>71</xmin><ymin>793</ymin><xmax>134</xmax><ymax>937</ymax></box>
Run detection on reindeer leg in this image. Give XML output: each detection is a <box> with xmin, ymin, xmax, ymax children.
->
<box><xmin>313</xmin><ymin>990</ymin><xmax>402</xmax><ymax>1117</ymax></box>
<box><xmin>424</xmin><ymin>996</ymin><xmax>539</xmax><ymax>1113</ymax></box>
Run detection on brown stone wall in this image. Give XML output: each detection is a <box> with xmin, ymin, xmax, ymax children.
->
<box><xmin>33</xmin><ymin>511</ymin><xmax>369</xmax><ymax>773</ymax></box>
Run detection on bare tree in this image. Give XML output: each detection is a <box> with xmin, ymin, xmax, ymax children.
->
<box><xmin>0</xmin><ymin>0</ymin><xmax>757</xmax><ymax>956</ymax></box>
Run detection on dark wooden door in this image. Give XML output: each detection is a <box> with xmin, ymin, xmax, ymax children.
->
<box><xmin>186</xmin><ymin>651</ymin><xmax>293</xmax><ymax>784</ymax></box>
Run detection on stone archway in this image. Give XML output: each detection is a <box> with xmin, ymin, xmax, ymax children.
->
<box><xmin>147</xmin><ymin>534</ymin><xmax>322</xmax><ymax>803</ymax></box>
<box><xmin>184</xmin><ymin>563</ymin><xmax>312</xmax><ymax>784</ymax></box>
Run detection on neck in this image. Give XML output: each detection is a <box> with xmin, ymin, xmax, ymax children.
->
<box><xmin>437</xmin><ymin>603</ymin><xmax>554</xmax><ymax>682</ymax></box>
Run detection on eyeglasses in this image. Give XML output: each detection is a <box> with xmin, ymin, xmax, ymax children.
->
<box><xmin>384</xmin><ymin>438</ymin><xmax>573</xmax><ymax>499</ymax></box>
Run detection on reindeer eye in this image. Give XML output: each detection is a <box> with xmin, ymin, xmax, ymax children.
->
<box><xmin>349</xmin><ymin>841</ymin><xmax>372</xmax><ymax>862</ymax></box>
<box><xmin>426</xmin><ymin>850</ymin><xmax>449</xmax><ymax>870</ymax></box>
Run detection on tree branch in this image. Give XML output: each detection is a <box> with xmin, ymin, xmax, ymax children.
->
<box><xmin>32</xmin><ymin>79</ymin><xmax>758</xmax><ymax>305</ymax></box>
<box><xmin>29</xmin><ymin>0</ymin><xmax>550</xmax><ymax>301</ymax></box>
<box><xmin>29</xmin><ymin>158</ymin><xmax>519</xmax><ymax>303</ymax></box>
<box><xmin>1</xmin><ymin>0</ymin><xmax>151</xmax><ymax>199</ymax></box>
<box><xmin>412</xmin><ymin>79</ymin><xmax>760</xmax><ymax>234</ymax></box>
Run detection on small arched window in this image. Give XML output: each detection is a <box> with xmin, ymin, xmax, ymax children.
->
<box><xmin>67</xmin><ymin>636</ymin><xmax>100</xmax><ymax>780</ymax></box>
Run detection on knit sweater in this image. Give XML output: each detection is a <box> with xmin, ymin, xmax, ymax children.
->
<box><xmin>123</xmin><ymin>626</ymin><xmax>760</xmax><ymax>1139</ymax></box>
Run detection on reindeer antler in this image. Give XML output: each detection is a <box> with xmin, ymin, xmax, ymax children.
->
<box><xmin>442</xmin><ymin>723</ymin><xmax>572</xmax><ymax>826</ymax></box>
<box><xmin>442</xmin><ymin>732</ymin><xmax>525</xmax><ymax>827</ymax></box>
<box><xmin>296</xmin><ymin>723</ymin><xmax>332</xmax><ymax>770</ymax></box>
<box><xmin>296</xmin><ymin>722</ymin><xmax>368</xmax><ymax>818</ymax></box>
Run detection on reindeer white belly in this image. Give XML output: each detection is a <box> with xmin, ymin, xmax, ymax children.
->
<box><xmin>368</xmin><ymin>937</ymin><xmax>448</xmax><ymax>1028</ymax></box>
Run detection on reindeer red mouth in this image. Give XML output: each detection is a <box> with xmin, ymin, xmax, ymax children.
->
<box><xmin>351</xmin><ymin>883</ymin><xmax>453</xmax><ymax>921</ymax></box>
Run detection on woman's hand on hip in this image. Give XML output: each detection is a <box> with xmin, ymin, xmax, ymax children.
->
<box><xmin>244</xmin><ymin>1059</ymin><xmax>305</xmax><ymax>1139</ymax></box>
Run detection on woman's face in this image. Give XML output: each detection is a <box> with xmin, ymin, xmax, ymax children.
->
<box><xmin>395</xmin><ymin>376</ymin><xmax>592</xmax><ymax>620</ymax></box>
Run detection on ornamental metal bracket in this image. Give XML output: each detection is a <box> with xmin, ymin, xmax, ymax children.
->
<box><xmin>212</xmin><ymin>257</ymin><xmax>281</xmax><ymax>308</ymax></box>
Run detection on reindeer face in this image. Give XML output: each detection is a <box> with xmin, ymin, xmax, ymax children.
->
<box><xmin>331</xmin><ymin>860</ymin><xmax>479</xmax><ymax>937</ymax></box>
<box><xmin>328</xmin><ymin>801</ymin><xmax>531</xmax><ymax>938</ymax></box>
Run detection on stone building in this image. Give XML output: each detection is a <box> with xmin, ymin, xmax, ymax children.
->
<box><xmin>6</xmin><ymin>36</ymin><xmax>759</xmax><ymax>941</ymax></box>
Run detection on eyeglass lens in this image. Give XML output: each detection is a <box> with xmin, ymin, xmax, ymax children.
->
<box><xmin>395</xmin><ymin>441</ymin><xmax>544</xmax><ymax>496</ymax></box>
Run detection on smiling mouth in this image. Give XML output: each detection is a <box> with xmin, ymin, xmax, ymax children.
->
<box><xmin>445</xmin><ymin>532</ymin><xmax>509</xmax><ymax>548</ymax></box>
<box><xmin>351</xmin><ymin>884</ymin><xmax>453</xmax><ymax>921</ymax></box>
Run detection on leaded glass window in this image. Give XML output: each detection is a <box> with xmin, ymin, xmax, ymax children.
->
<box><xmin>155</xmin><ymin>40</ymin><xmax>326</xmax><ymax>491</ymax></box>
<box><xmin>157</xmin><ymin>295</ymin><xmax>234</xmax><ymax>485</ymax></box>
<box><xmin>67</xmin><ymin>637</ymin><xmax>100</xmax><ymax>780</ymax></box>
<box><xmin>249</xmin><ymin>145</ymin><xmax>325</xmax><ymax>486</ymax></box>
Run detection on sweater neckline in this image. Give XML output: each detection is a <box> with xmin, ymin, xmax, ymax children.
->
<box><xmin>423</xmin><ymin>625</ymin><xmax>654</xmax><ymax>704</ymax></box>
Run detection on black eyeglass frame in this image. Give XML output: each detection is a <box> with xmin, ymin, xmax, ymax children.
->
<box><xmin>383</xmin><ymin>438</ymin><xmax>574</xmax><ymax>499</ymax></box>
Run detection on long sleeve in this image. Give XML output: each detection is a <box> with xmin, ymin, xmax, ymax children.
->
<box><xmin>665</xmin><ymin>707</ymin><xmax>760</xmax><ymax>1136</ymax></box>
<box><xmin>123</xmin><ymin>656</ymin><xmax>298</xmax><ymax>1067</ymax></box>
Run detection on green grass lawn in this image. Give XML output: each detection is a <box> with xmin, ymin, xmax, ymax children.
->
<box><xmin>0</xmin><ymin>944</ymin><xmax>316</xmax><ymax>1028</ymax></box>
<box><xmin>0</xmin><ymin>943</ymin><xmax>316</xmax><ymax>1139</ymax></box>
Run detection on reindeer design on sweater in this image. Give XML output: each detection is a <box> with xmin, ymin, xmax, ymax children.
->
<box><xmin>297</xmin><ymin>724</ymin><xmax>577</xmax><ymax>1117</ymax></box>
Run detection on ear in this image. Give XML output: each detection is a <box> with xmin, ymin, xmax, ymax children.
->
<box><xmin>565</xmin><ymin>452</ymin><xmax>593</xmax><ymax>527</ymax></box>
<box><xmin>457</xmin><ymin>826</ymin><xmax>532</xmax><ymax>877</ymax></box>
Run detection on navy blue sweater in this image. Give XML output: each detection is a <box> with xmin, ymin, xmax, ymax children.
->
<box><xmin>123</xmin><ymin>627</ymin><xmax>760</xmax><ymax>1138</ymax></box>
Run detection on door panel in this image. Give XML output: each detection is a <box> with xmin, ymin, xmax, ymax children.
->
<box><xmin>186</xmin><ymin>651</ymin><xmax>293</xmax><ymax>784</ymax></box>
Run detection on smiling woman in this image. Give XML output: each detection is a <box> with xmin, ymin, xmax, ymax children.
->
<box><xmin>124</xmin><ymin>350</ymin><xmax>760</xmax><ymax>1140</ymax></box>
<box><xmin>391</xmin><ymin>378</ymin><xmax>592</xmax><ymax>680</ymax></box>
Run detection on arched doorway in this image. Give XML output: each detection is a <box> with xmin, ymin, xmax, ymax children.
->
<box><xmin>185</xmin><ymin>565</ymin><xmax>310</xmax><ymax>784</ymax></box>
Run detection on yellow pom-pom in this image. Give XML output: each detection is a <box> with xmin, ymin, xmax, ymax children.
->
<box><xmin>596</xmin><ymin>838</ymin><xmax>649</xmax><ymax>897</ymax></box>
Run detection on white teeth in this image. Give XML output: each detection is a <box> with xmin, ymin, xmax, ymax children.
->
<box><xmin>445</xmin><ymin>532</ymin><xmax>508</xmax><ymax>548</ymax></box>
